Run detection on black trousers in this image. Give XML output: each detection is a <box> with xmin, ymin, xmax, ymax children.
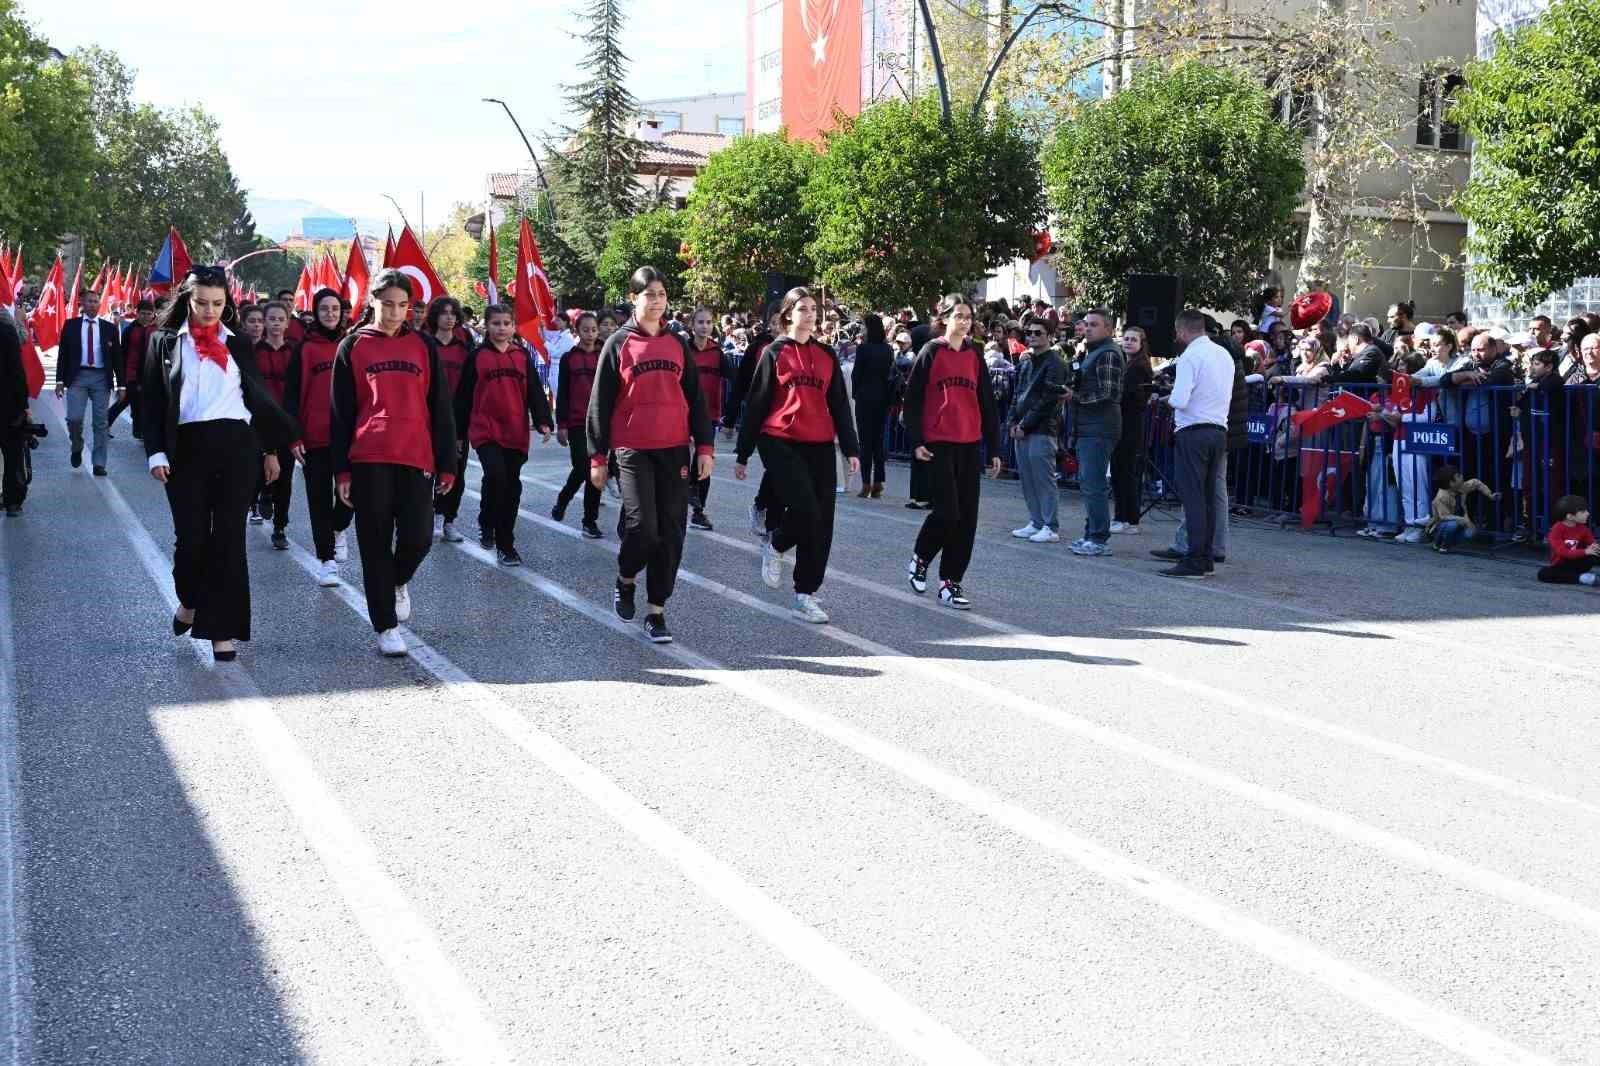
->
<box><xmin>476</xmin><ymin>442</ymin><xmax>527</xmax><ymax>550</ymax></box>
<box><xmin>692</xmin><ymin>472</ymin><xmax>711</xmax><ymax>512</ymax></box>
<box><xmin>163</xmin><ymin>419</ymin><xmax>259</xmax><ymax>641</ymax></box>
<box><xmin>1174</xmin><ymin>425</ymin><xmax>1226</xmax><ymax>566</ymax></box>
<box><xmin>302</xmin><ymin>447</ymin><xmax>354</xmax><ymax>562</ymax></box>
<box><xmin>855</xmin><ymin>400</ymin><xmax>888</xmax><ymax>486</ymax></box>
<box><xmin>757</xmin><ymin>437</ymin><xmax>837</xmax><ymax>595</ymax></box>
<box><xmin>1</xmin><ymin>428</ymin><xmax>26</xmax><ymax>508</ymax></box>
<box><xmin>1111</xmin><ymin>410</ymin><xmax>1144</xmax><ymax>524</ymax></box>
<box><xmin>437</xmin><ymin>449</ymin><xmax>468</xmax><ymax>523</ymax></box>
<box><xmin>255</xmin><ymin>447</ymin><xmax>293</xmax><ymax>531</ymax></box>
<box><xmin>556</xmin><ymin>432</ymin><xmax>600</xmax><ymax>523</ymax></box>
<box><xmin>1537</xmin><ymin>556</ymin><xmax>1599</xmax><ymax>583</ymax></box>
<box><xmin>615</xmin><ymin>446</ymin><xmax>690</xmax><ymax>607</ymax></box>
<box><xmin>909</xmin><ymin>452</ymin><xmax>931</xmax><ymax>503</ymax></box>
<box><xmin>351</xmin><ymin>462</ymin><xmax>435</xmax><ymax>632</ymax></box>
<box><xmin>107</xmin><ymin>387</ymin><xmax>140</xmax><ymax>438</ymax></box>
<box><xmin>913</xmin><ymin>442</ymin><xmax>981</xmax><ymax>583</ymax></box>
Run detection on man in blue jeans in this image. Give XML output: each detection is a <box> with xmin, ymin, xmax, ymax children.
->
<box><xmin>1067</xmin><ymin>309</ymin><xmax>1125</xmax><ymax>557</ymax></box>
<box><xmin>1008</xmin><ymin>318</ymin><xmax>1068</xmax><ymax>542</ymax></box>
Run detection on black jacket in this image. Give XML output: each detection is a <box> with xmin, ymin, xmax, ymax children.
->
<box><xmin>1326</xmin><ymin>343</ymin><xmax>1386</xmax><ymax>385</ymax></box>
<box><xmin>141</xmin><ymin>328</ymin><xmax>300</xmax><ymax>463</ymax></box>
<box><xmin>0</xmin><ymin>317</ymin><xmax>26</xmax><ymax>427</ymax></box>
<box><xmin>1008</xmin><ymin>347</ymin><xmax>1068</xmax><ymax>438</ymax></box>
<box><xmin>724</xmin><ymin>327</ymin><xmax>773</xmax><ymax>429</ymax></box>
<box><xmin>849</xmin><ymin>341</ymin><xmax>896</xmax><ymax>407</ymax></box>
<box><xmin>56</xmin><ymin>315</ymin><xmax>123</xmax><ymax>389</ymax></box>
<box><xmin>735</xmin><ymin>336</ymin><xmax>860</xmax><ymax>464</ymax></box>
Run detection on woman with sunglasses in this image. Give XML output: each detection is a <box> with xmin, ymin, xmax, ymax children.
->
<box><xmin>283</xmin><ymin>288</ymin><xmax>353</xmax><ymax>587</ymax></box>
<box><xmin>143</xmin><ymin>266</ymin><xmax>299</xmax><ymax>662</ymax></box>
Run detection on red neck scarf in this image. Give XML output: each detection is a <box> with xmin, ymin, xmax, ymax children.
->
<box><xmin>190</xmin><ymin>322</ymin><xmax>229</xmax><ymax>370</ymax></box>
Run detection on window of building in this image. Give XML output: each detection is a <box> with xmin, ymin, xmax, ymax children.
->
<box><xmin>649</xmin><ymin>112</ymin><xmax>683</xmax><ymax>132</ymax></box>
<box><xmin>717</xmin><ymin>116</ymin><xmax>745</xmax><ymax>137</ymax></box>
<box><xmin>1417</xmin><ymin>68</ymin><xmax>1466</xmax><ymax>151</ymax></box>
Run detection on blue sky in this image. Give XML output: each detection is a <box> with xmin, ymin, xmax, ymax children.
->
<box><xmin>27</xmin><ymin>0</ymin><xmax>745</xmax><ymax>236</ymax></box>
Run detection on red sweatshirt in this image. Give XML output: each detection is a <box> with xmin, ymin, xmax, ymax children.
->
<box><xmin>585</xmin><ymin>323</ymin><xmax>714</xmax><ymax>465</ymax></box>
<box><xmin>915</xmin><ymin>340</ymin><xmax>986</xmax><ymax>445</ymax></box>
<box><xmin>286</xmin><ymin>318</ymin><xmax>306</xmax><ymax>344</ymax></box>
<box><xmin>333</xmin><ymin>327</ymin><xmax>444</xmax><ymax>474</ymax></box>
<box><xmin>759</xmin><ymin>339</ymin><xmax>837</xmax><ymax>443</ymax></box>
<box><xmin>456</xmin><ymin>344</ymin><xmax>553</xmax><ymax>453</ymax></box>
<box><xmin>290</xmin><ymin>334</ymin><xmax>340</xmax><ymax>450</ymax></box>
<box><xmin>1548</xmin><ymin>522</ymin><xmax>1595</xmax><ymax>562</ymax></box>
<box><xmin>122</xmin><ymin>322</ymin><xmax>152</xmax><ymax>383</ymax></box>
<box><xmin>435</xmin><ymin>336</ymin><xmax>473</xmax><ymax>398</ymax></box>
<box><xmin>692</xmin><ymin>341</ymin><xmax>725</xmax><ymax>424</ymax></box>
<box><xmin>255</xmin><ymin>339</ymin><xmax>295</xmax><ymax>406</ymax></box>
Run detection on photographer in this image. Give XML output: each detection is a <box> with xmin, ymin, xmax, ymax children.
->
<box><xmin>1</xmin><ymin>307</ymin><xmax>32</xmax><ymax>516</ymax></box>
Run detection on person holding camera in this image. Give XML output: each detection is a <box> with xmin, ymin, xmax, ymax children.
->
<box><xmin>0</xmin><ymin>308</ymin><xmax>31</xmax><ymax>516</ymax></box>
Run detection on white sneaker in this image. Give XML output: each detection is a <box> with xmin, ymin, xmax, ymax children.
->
<box><xmin>835</xmin><ymin>485</ymin><xmax>846</xmax><ymax>495</ymax></box>
<box><xmin>377</xmin><ymin>628</ymin><xmax>407</xmax><ymax>657</ymax></box>
<box><xmin>1396</xmin><ymin>527</ymin><xmax>1424</xmax><ymax>544</ymax></box>
<box><xmin>794</xmin><ymin>593</ymin><xmax>829</xmax><ymax>623</ymax></box>
<box><xmin>317</xmin><ymin>559</ymin><xmax>340</xmax><ymax>587</ymax></box>
<box><xmin>394</xmin><ymin>583</ymin><xmax>412</xmax><ymax>622</ymax></box>
<box><xmin>1012</xmin><ymin>523</ymin><xmax>1040</xmax><ymax>539</ymax></box>
<box><xmin>1029</xmin><ymin>528</ymin><xmax>1061</xmax><ymax>543</ymax></box>
<box><xmin>334</xmin><ymin>530</ymin><xmax>349</xmax><ymax>561</ymax></box>
<box><xmin>433</xmin><ymin>515</ymin><xmax>444</xmax><ymax>540</ymax></box>
<box><xmin>761</xmin><ymin>540</ymin><xmax>784</xmax><ymax>589</ymax></box>
<box><xmin>1580</xmin><ymin>573</ymin><xmax>1597</xmax><ymax>587</ymax></box>
<box><xmin>440</xmin><ymin>521</ymin><xmax>464</xmax><ymax>543</ymax></box>
<box><xmin>748</xmin><ymin>501</ymin><xmax>766</xmax><ymax>538</ymax></box>
<box><xmin>1109</xmin><ymin>522</ymin><xmax>1141</xmax><ymax>535</ymax></box>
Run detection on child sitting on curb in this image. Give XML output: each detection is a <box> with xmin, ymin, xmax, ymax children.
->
<box><xmin>1424</xmin><ymin>464</ymin><xmax>1499</xmax><ymax>553</ymax></box>
<box><xmin>1536</xmin><ymin>495</ymin><xmax>1600</xmax><ymax>585</ymax></box>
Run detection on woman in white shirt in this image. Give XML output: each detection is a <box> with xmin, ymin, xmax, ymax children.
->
<box><xmin>142</xmin><ymin>266</ymin><xmax>299</xmax><ymax>662</ymax></box>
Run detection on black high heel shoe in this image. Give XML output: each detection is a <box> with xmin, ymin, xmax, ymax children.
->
<box><xmin>173</xmin><ymin>614</ymin><xmax>192</xmax><ymax>636</ymax></box>
<box><xmin>212</xmin><ymin>643</ymin><xmax>237</xmax><ymax>663</ymax></box>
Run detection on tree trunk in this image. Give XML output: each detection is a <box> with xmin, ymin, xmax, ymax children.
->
<box><xmin>1297</xmin><ymin>0</ymin><xmax>1343</xmax><ymax>294</ymax></box>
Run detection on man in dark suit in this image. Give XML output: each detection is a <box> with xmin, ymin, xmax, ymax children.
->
<box><xmin>0</xmin><ymin>309</ymin><xmax>29</xmax><ymax>516</ymax></box>
<box><xmin>54</xmin><ymin>286</ymin><xmax>122</xmax><ymax>476</ymax></box>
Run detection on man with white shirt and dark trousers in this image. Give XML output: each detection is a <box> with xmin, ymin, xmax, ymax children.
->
<box><xmin>55</xmin><ymin>287</ymin><xmax>122</xmax><ymax>476</ymax></box>
<box><xmin>1159</xmin><ymin>310</ymin><xmax>1234</xmax><ymax>578</ymax></box>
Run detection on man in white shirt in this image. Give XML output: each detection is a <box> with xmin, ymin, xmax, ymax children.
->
<box><xmin>1159</xmin><ymin>309</ymin><xmax>1233</xmax><ymax>577</ymax></box>
<box><xmin>54</xmin><ymin>287</ymin><xmax>122</xmax><ymax>476</ymax></box>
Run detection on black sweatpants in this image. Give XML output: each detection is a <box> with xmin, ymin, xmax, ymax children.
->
<box><xmin>302</xmin><ymin>447</ymin><xmax>354</xmax><ymax>562</ymax></box>
<box><xmin>163</xmin><ymin>419</ymin><xmax>259</xmax><ymax>641</ymax></box>
<box><xmin>1111</xmin><ymin>411</ymin><xmax>1144</xmax><ymax>525</ymax></box>
<box><xmin>259</xmin><ymin>447</ymin><xmax>293</xmax><ymax>532</ymax></box>
<box><xmin>476</xmin><ymin>442</ymin><xmax>527</xmax><ymax>551</ymax></box>
<box><xmin>1537</xmin><ymin>556</ymin><xmax>1599</xmax><ymax>583</ymax></box>
<box><xmin>692</xmin><ymin>471</ymin><xmax>711</xmax><ymax>513</ymax></box>
<box><xmin>351</xmin><ymin>462</ymin><xmax>435</xmax><ymax>632</ymax></box>
<box><xmin>909</xmin><ymin>452</ymin><xmax>931</xmax><ymax>504</ymax></box>
<box><xmin>757</xmin><ymin>437</ymin><xmax>837</xmax><ymax>595</ymax></box>
<box><xmin>556</xmin><ymin>432</ymin><xmax>600</xmax><ymax>523</ymax></box>
<box><xmin>855</xmin><ymin>400</ymin><xmax>888</xmax><ymax>486</ymax></box>
<box><xmin>913</xmin><ymin>442</ymin><xmax>981</xmax><ymax>583</ymax></box>
<box><xmin>107</xmin><ymin>387</ymin><xmax>140</xmax><ymax>438</ymax></box>
<box><xmin>1</xmin><ymin>428</ymin><xmax>27</xmax><ymax>509</ymax></box>
<box><xmin>615</xmin><ymin>445</ymin><xmax>690</xmax><ymax>607</ymax></box>
<box><xmin>437</xmin><ymin>449</ymin><xmax>467</xmax><ymax>523</ymax></box>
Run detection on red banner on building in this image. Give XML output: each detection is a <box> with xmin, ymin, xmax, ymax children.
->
<box><xmin>781</xmin><ymin>0</ymin><xmax>862</xmax><ymax>142</ymax></box>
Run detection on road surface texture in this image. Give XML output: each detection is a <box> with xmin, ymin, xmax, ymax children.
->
<box><xmin>2</xmin><ymin>393</ymin><xmax>1596</xmax><ymax>1066</ymax></box>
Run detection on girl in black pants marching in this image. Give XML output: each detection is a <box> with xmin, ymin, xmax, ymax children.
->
<box><xmin>283</xmin><ymin>288</ymin><xmax>352</xmax><ymax>587</ymax></box>
<box><xmin>586</xmin><ymin>266</ymin><xmax>716</xmax><ymax>644</ymax></box>
<box><xmin>454</xmin><ymin>304</ymin><xmax>553</xmax><ymax>567</ymax></box>
<box><xmin>735</xmin><ymin>287</ymin><xmax>859</xmax><ymax>623</ymax></box>
<box><xmin>850</xmin><ymin>313</ymin><xmax>895</xmax><ymax>498</ymax></box>
<box><xmin>552</xmin><ymin>311</ymin><xmax>603</xmax><ymax>538</ymax></box>
<box><xmin>329</xmin><ymin>270</ymin><xmax>458</xmax><ymax>657</ymax></box>
<box><xmin>903</xmin><ymin>294</ymin><xmax>1001</xmax><ymax>610</ymax></box>
<box><xmin>143</xmin><ymin>266</ymin><xmax>299</xmax><ymax>662</ymax></box>
<box><xmin>427</xmin><ymin>296</ymin><xmax>474</xmax><ymax>544</ymax></box>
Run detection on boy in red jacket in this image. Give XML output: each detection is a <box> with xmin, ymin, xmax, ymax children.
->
<box><xmin>1536</xmin><ymin>495</ymin><xmax>1600</xmax><ymax>585</ymax></box>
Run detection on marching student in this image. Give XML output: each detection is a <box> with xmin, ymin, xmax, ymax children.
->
<box><xmin>454</xmin><ymin>303</ymin><xmax>553</xmax><ymax>566</ymax></box>
<box><xmin>238</xmin><ymin>303</ymin><xmax>265</xmax><ymax>345</ymax></box>
<box><xmin>734</xmin><ymin>287</ymin><xmax>859</xmax><ymax>623</ymax></box>
<box><xmin>283</xmin><ymin>288</ymin><xmax>352</xmax><ymax>586</ymax></box>
<box><xmin>330</xmin><ymin>269</ymin><xmax>458</xmax><ymax>657</ymax></box>
<box><xmin>254</xmin><ymin>301</ymin><xmax>297</xmax><ymax>549</ymax></box>
<box><xmin>902</xmin><ymin>293</ymin><xmax>1002</xmax><ymax>609</ymax></box>
<box><xmin>586</xmin><ymin>266</ymin><xmax>716</xmax><ymax>644</ymax></box>
<box><xmin>688</xmin><ymin>306</ymin><xmax>732</xmax><ymax>531</ymax></box>
<box><xmin>107</xmin><ymin>298</ymin><xmax>157</xmax><ymax>440</ymax></box>
<box><xmin>142</xmin><ymin>266</ymin><xmax>299</xmax><ymax>662</ymax></box>
<box><xmin>427</xmin><ymin>295</ymin><xmax>473</xmax><ymax>543</ymax></box>
<box><xmin>552</xmin><ymin>310</ymin><xmax>603</xmax><ymax>538</ymax></box>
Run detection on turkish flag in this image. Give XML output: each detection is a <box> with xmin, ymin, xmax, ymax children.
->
<box><xmin>485</xmin><ymin>224</ymin><xmax>500</xmax><ymax>305</ymax></box>
<box><xmin>1292</xmin><ymin>390</ymin><xmax>1375</xmax><ymax>439</ymax></box>
<box><xmin>513</xmin><ymin>218</ymin><xmax>553</xmax><ymax>360</ymax></box>
<box><xmin>389</xmin><ymin>225</ymin><xmax>446</xmax><ymax>307</ymax></box>
<box><xmin>20</xmin><ymin>340</ymin><xmax>43</xmax><ymax>399</ymax></box>
<box><xmin>1298</xmin><ymin>448</ymin><xmax>1357</xmax><ymax>529</ymax></box>
<box><xmin>292</xmin><ymin>262</ymin><xmax>315</xmax><ymax>313</ymax></box>
<box><xmin>316</xmin><ymin>250</ymin><xmax>343</xmax><ymax>295</ymax></box>
<box><xmin>29</xmin><ymin>257</ymin><xmax>65</xmax><ymax>352</ymax></box>
<box><xmin>343</xmin><ymin>238</ymin><xmax>369</xmax><ymax>316</ymax></box>
<box><xmin>0</xmin><ymin>248</ymin><xmax>14</xmax><ymax>310</ymax></box>
<box><xmin>64</xmin><ymin>260</ymin><xmax>82</xmax><ymax>322</ymax></box>
<box><xmin>383</xmin><ymin>226</ymin><xmax>396</xmax><ymax>269</ymax></box>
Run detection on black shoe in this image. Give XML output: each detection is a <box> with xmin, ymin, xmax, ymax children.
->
<box><xmin>271</xmin><ymin>531</ymin><xmax>289</xmax><ymax>550</ymax></box>
<box><xmin>213</xmin><ymin>647</ymin><xmax>238</xmax><ymax>662</ymax></box>
<box><xmin>614</xmin><ymin>579</ymin><xmax>636</xmax><ymax>620</ymax></box>
<box><xmin>1149</xmin><ymin>548</ymin><xmax>1183</xmax><ymax>561</ymax></box>
<box><xmin>1213</xmin><ymin>554</ymin><xmax>1226</xmax><ymax>564</ymax></box>
<box><xmin>581</xmin><ymin>519</ymin><xmax>602</xmax><ymax>539</ymax></box>
<box><xmin>905</xmin><ymin>500</ymin><xmax>926</xmax><ymax>510</ymax></box>
<box><xmin>4</xmin><ymin>505</ymin><xmax>19</xmax><ymax>518</ymax></box>
<box><xmin>248</xmin><ymin>507</ymin><xmax>264</xmax><ymax>524</ymax></box>
<box><xmin>173</xmin><ymin>613</ymin><xmax>193</xmax><ymax>636</ymax></box>
<box><xmin>1159</xmin><ymin>562</ymin><xmax>1209</xmax><ymax>579</ymax></box>
<box><xmin>643</xmin><ymin>613</ymin><xmax>672</xmax><ymax>643</ymax></box>
<box><xmin>551</xmin><ymin>500</ymin><xmax>568</xmax><ymax>522</ymax></box>
<box><xmin>70</xmin><ymin>449</ymin><xmax>82</xmax><ymax>469</ymax></box>
<box><xmin>92</xmin><ymin>465</ymin><xmax>107</xmax><ymax>477</ymax></box>
<box><xmin>497</xmin><ymin>547</ymin><xmax>522</xmax><ymax>567</ymax></box>
<box><xmin>689</xmin><ymin>509</ymin><xmax>713</xmax><ymax>531</ymax></box>
<box><xmin>480</xmin><ymin>530</ymin><xmax>496</xmax><ymax>550</ymax></box>
<box><xmin>259</xmin><ymin>497</ymin><xmax>274</xmax><ymax>522</ymax></box>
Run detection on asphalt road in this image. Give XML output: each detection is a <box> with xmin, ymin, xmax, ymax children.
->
<box><xmin>2</xmin><ymin>393</ymin><xmax>1597</xmax><ymax>1066</ymax></box>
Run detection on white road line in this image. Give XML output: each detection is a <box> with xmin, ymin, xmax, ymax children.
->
<box><xmin>512</xmin><ymin>470</ymin><xmax>1600</xmax><ymax>822</ymax></box>
<box><xmin>0</xmin><ymin>527</ymin><xmax>33</xmax><ymax>1066</ymax></box>
<box><xmin>271</xmin><ymin>530</ymin><xmax>996</xmax><ymax>1066</ymax></box>
<box><xmin>446</xmin><ymin>488</ymin><xmax>1556</xmax><ymax>1066</ymax></box>
<box><xmin>48</xmin><ymin>400</ymin><xmax>517</xmax><ymax>1066</ymax></box>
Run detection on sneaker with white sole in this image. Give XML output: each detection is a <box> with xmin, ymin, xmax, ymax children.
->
<box><xmin>749</xmin><ymin>501</ymin><xmax>767</xmax><ymax>539</ymax></box>
<box><xmin>1069</xmin><ymin>539</ymin><xmax>1112</xmax><ymax>556</ymax></box>
<box><xmin>394</xmin><ymin>583</ymin><xmax>412</xmax><ymax>623</ymax></box>
<box><xmin>440</xmin><ymin>521</ymin><xmax>464</xmax><ymax>543</ymax></box>
<box><xmin>761</xmin><ymin>540</ymin><xmax>784</xmax><ymax>589</ymax></box>
<box><xmin>1109</xmin><ymin>521</ymin><xmax>1141</xmax><ymax>535</ymax></box>
<box><xmin>643</xmin><ymin>613</ymin><xmax>672</xmax><ymax>643</ymax></box>
<box><xmin>794</xmin><ymin>593</ymin><xmax>829</xmax><ymax>623</ymax></box>
<box><xmin>1029</xmin><ymin>528</ymin><xmax>1061</xmax><ymax>543</ymax></box>
<box><xmin>938</xmin><ymin>581</ymin><xmax>971</xmax><ymax>610</ymax></box>
<box><xmin>317</xmin><ymin>559</ymin><xmax>340</xmax><ymax>587</ymax></box>
<box><xmin>1581</xmin><ymin>573</ymin><xmax>1598</xmax><ymax>587</ymax></box>
<box><xmin>1012</xmin><ymin>523</ymin><xmax>1040</xmax><ymax>539</ymax></box>
<box><xmin>334</xmin><ymin>530</ymin><xmax>349</xmax><ymax>561</ymax></box>
<box><xmin>1396</xmin><ymin>527</ymin><xmax>1425</xmax><ymax>544</ymax></box>
<box><xmin>377</xmin><ymin>628</ymin><xmax>407</xmax><ymax>657</ymax></box>
<box><xmin>907</xmin><ymin>555</ymin><xmax>929</xmax><ymax>594</ymax></box>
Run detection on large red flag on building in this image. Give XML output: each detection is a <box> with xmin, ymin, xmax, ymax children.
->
<box><xmin>485</xmin><ymin>224</ymin><xmax>500</xmax><ymax>305</ymax></box>
<box><xmin>292</xmin><ymin>261</ymin><xmax>315</xmax><ymax>313</ymax></box>
<box><xmin>343</xmin><ymin>238</ymin><xmax>369</xmax><ymax>316</ymax></box>
<box><xmin>28</xmin><ymin>257</ymin><xmax>65</xmax><ymax>352</ymax></box>
<box><xmin>389</xmin><ymin>225</ymin><xmax>445</xmax><ymax>307</ymax></box>
<box><xmin>512</xmin><ymin>218</ymin><xmax>553</xmax><ymax>360</ymax></box>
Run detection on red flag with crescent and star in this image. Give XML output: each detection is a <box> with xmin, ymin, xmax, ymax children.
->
<box><xmin>513</xmin><ymin>218</ymin><xmax>553</xmax><ymax>361</ymax></box>
<box><xmin>389</xmin><ymin>225</ymin><xmax>445</xmax><ymax>308</ymax></box>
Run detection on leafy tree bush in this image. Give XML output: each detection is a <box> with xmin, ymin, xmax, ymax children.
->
<box><xmin>596</xmin><ymin>209</ymin><xmax>686</xmax><ymax>302</ymax></box>
<box><xmin>682</xmin><ymin>132</ymin><xmax>817</xmax><ymax>305</ymax></box>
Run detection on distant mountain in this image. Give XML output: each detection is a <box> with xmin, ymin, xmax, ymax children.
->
<box><xmin>249</xmin><ymin>196</ymin><xmax>386</xmax><ymax>241</ymax></box>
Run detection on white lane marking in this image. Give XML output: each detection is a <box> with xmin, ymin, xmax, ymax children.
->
<box><xmin>0</xmin><ymin>525</ymin><xmax>33</xmax><ymax>1066</ymax></box>
<box><xmin>512</xmin><ymin>470</ymin><xmax>1600</xmax><ymax>823</ymax></box>
<box><xmin>449</xmin><ymin>488</ymin><xmax>1556</xmax><ymax>1066</ymax></box>
<box><xmin>50</xmin><ymin>400</ymin><xmax>516</xmax><ymax>1066</ymax></box>
<box><xmin>272</xmin><ymin>531</ymin><xmax>996</xmax><ymax>1066</ymax></box>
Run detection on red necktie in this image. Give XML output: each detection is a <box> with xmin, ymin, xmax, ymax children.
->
<box><xmin>190</xmin><ymin>323</ymin><xmax>229</xmax><ymax>371</ymax></box>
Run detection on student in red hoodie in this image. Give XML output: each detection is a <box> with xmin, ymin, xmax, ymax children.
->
<box><xmin>1537</xmin><ymin>495</ymin><xmax>1600</xmax><ymax>584</ymax></box>
<box><xmin>426</xmin><ymin>295</ymin><xmax>473</xmax><ymax>544</ymax></box>
<box><xmin>254</xmin><ymin>301</ymin><xmax>297</xmax><ymax>549</ymax></box>
<box><xmin>453</xmin><ymin>303</ymin><xmax>553</xmax><ymax>566</ymax></box>
<box><xmin>107</xmin><ymin>298</ymin><xmax>157</xmax><ymax>440</ymax></box>
<box><xmin>586</xmin><ymin>266</ymin><xmax>716</xmax><ymax>644</ymax></box>
<box><xmin>902</xmin><ymin>293</ymin><xmax>1001</xmax><ymax>610</ymax></box>
<box><xmin>283</xmin><ymin>288</ymin><xmax>352</xmax><ymax>587</ymax></box>
<box><xmin>734</xmin><ymin>287</ymin><xmax>859</xmax><ymax>623</ymax></box>
<box><xmin>687</xmin><ymin>306</ymin><xmax>732</xmax><ymax>531</ymax></box>
<box><xmin>330</xmin><ymin>269</ymin><xmax>458</xmax><ymax>657</ymax></box>
<box><xmin>552</xmin><ymin>311</ymin><xmax>603</xmax><ymax>538</ymax></box>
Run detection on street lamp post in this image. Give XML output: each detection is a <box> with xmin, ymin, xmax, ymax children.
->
<box><xmin>483</xmin><ymin>97</ymin><xmax>557</xmax><ymax>222</ymax></box>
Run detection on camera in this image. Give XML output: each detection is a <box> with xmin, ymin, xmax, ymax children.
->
<box><xmin>23</xmin><ymin>423</ymin><xmax>47</xmax><ymax>439</ymax></box>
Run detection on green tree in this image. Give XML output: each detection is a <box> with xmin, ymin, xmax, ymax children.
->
<box><xmin>1041</xmin><ymin>62</ymin><xmax>1304</xmax><ymax>314</ymax></box>
<box><xmin>1454</xmin><ymin>0</ymin><xmax>1600</xmax><ymax>309</ymax></box>
<box><xmin>467</xmin><ymin>198</ymin><xmax>600</xmax><ymax>310</ymax></box>
<box><xmin>0</xmin><ymin>0</ymin><xmax>95</xmax><ymax>249</ymax></box>
<box><xmin>596</xmin><ymin>209</ymin><xmax>686</xmax><ymax>302</ymax></box>
<box><xmin>803</xmin><ymin>94</ymin><xmax>1045</xmax><ymax>309</ymax></box>
<box><xmin>683</xmin><ymin>132</ymin><xmax>817</xmax><ymax>306</ymax></box>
